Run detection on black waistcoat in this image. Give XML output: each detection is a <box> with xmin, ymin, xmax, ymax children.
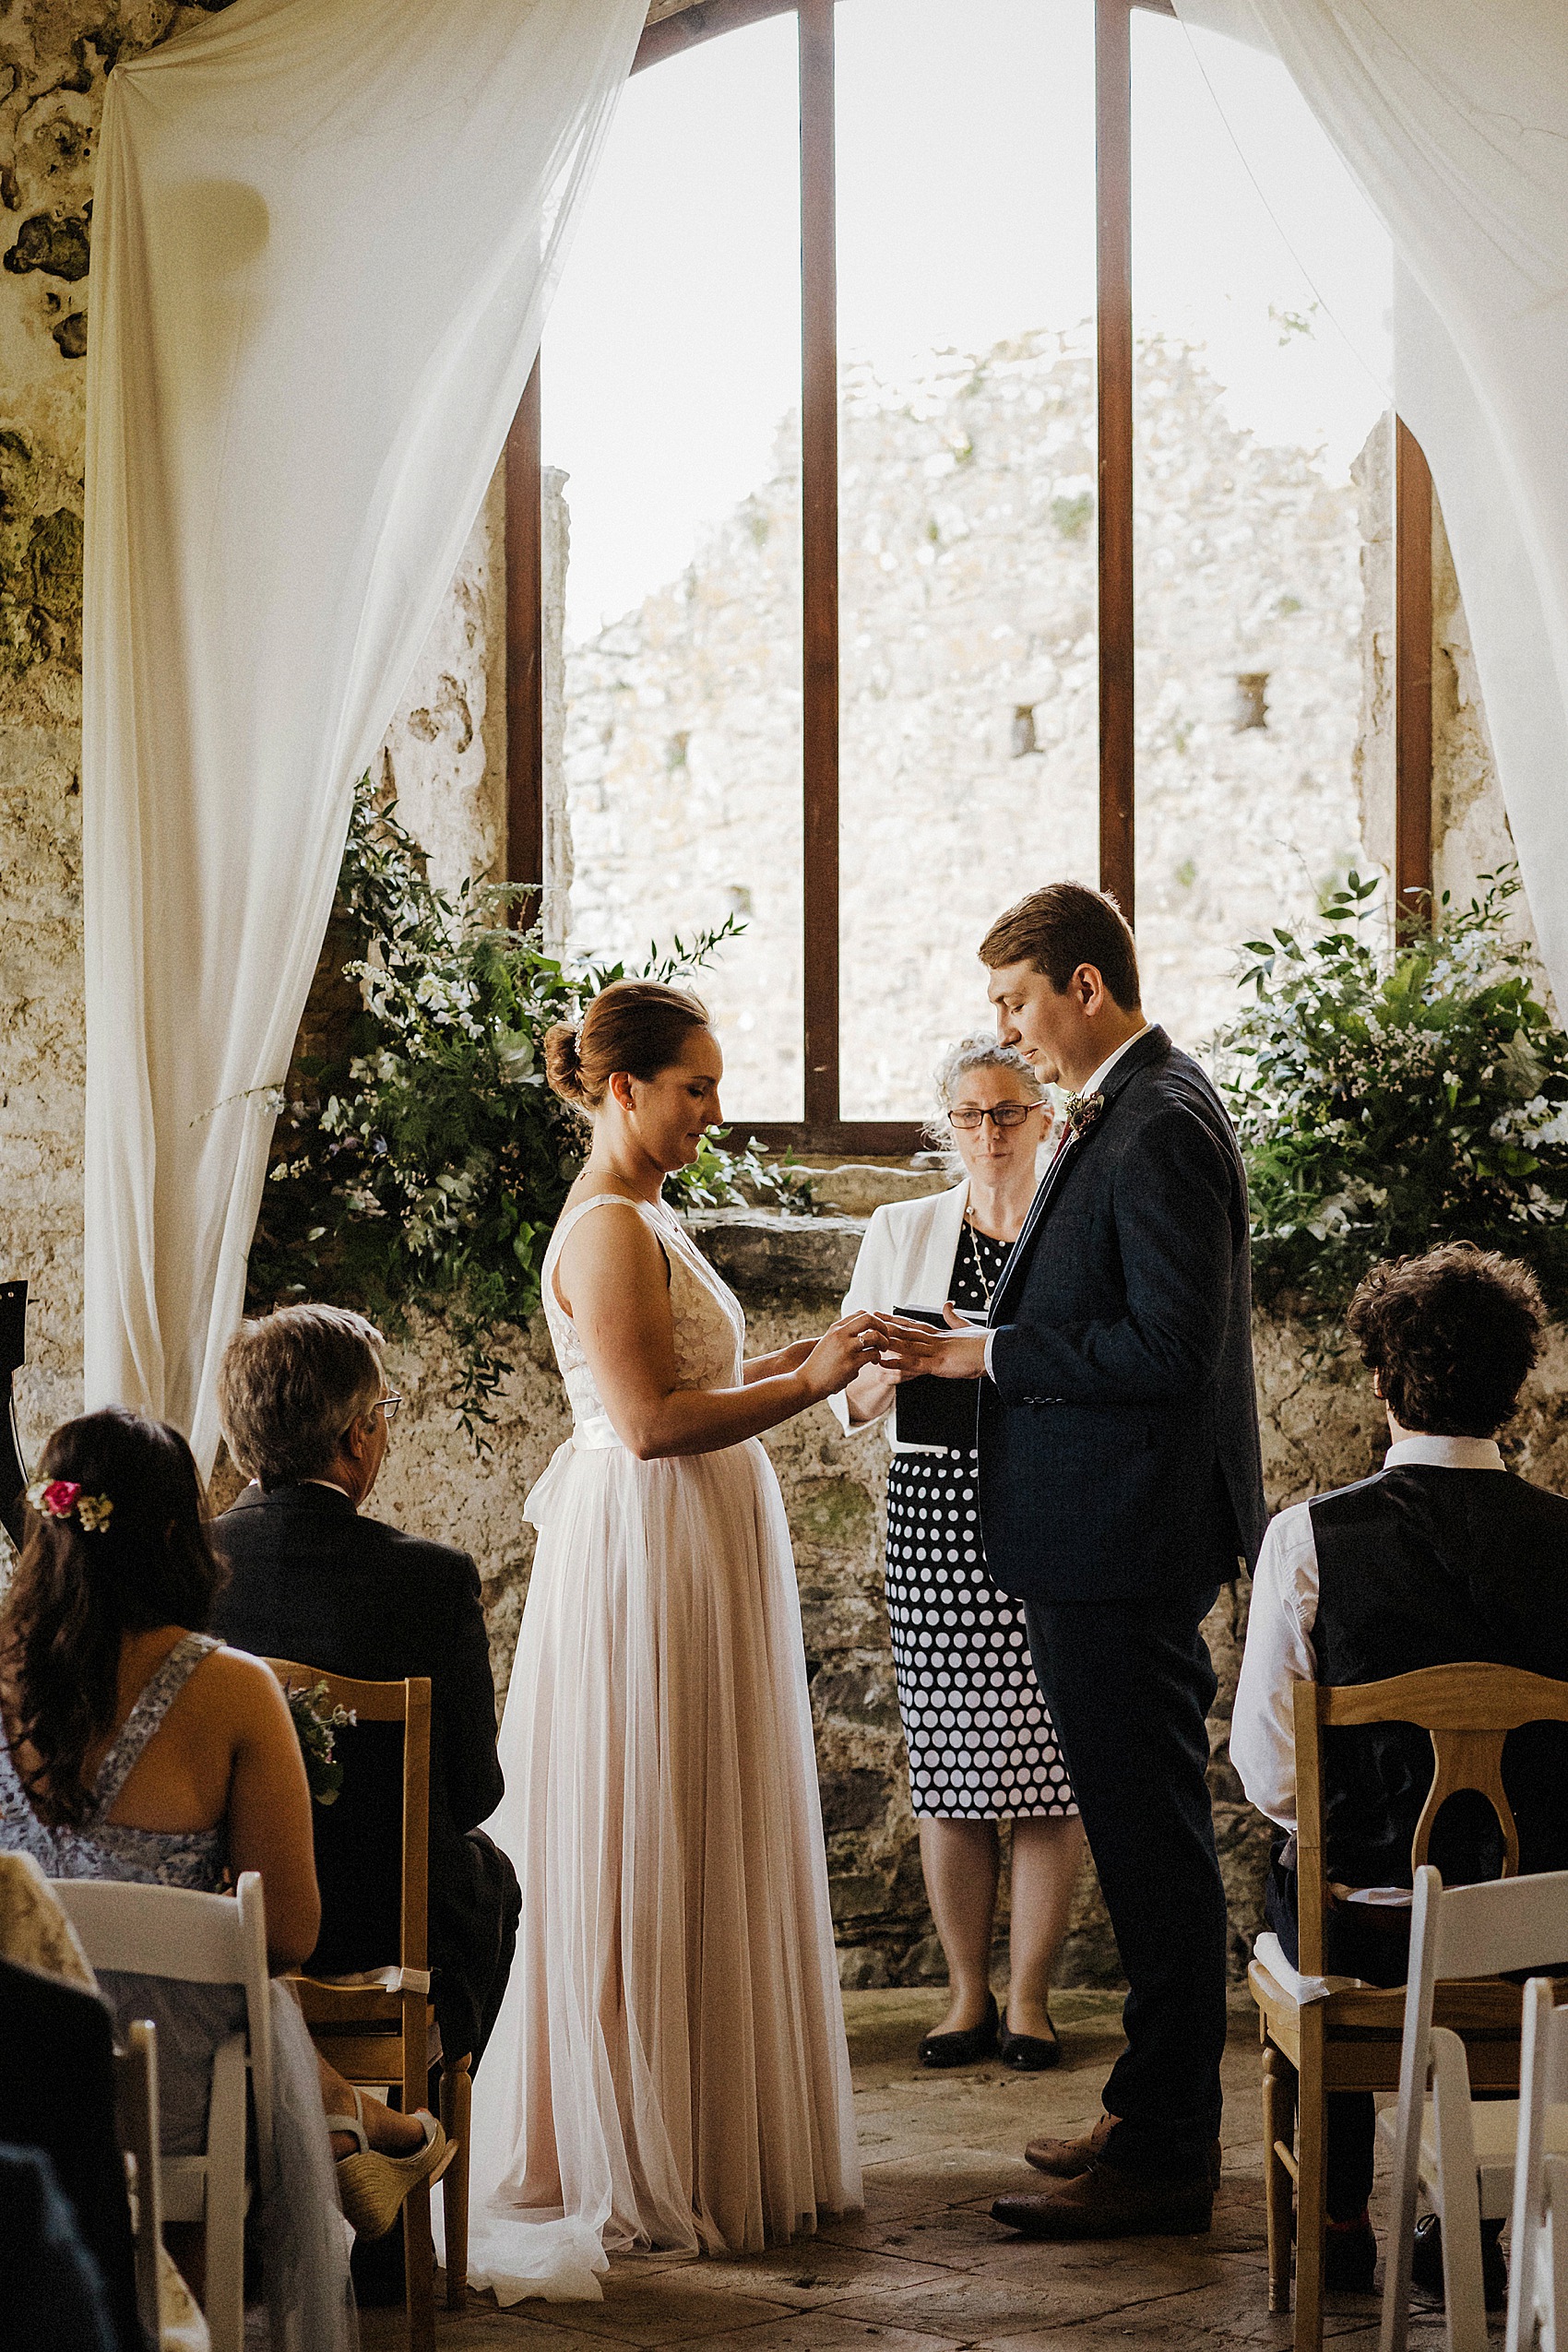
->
<box><xmin>1309</xmin><ymin>1464</ymin><xmax>1568</xmax><ymax>1891</ymax></box>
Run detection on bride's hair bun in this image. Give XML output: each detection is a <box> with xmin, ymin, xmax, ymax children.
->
<box><xmin>544</xmin><ymin>981</ymin><xmax>710</xmax><ymax>1113</ymax></box>
<box><xmin>543</xmin><ymin>1021</ymin><xmax>588</xmax><ymax>1105</ymax></box>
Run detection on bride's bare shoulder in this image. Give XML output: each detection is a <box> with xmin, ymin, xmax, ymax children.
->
<box><xmin>553</xmin><ymin>1188</ymin><xmax>668</xmax><ymax>1313</ymax></box>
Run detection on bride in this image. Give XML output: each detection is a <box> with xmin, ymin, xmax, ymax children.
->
<box><xmin>464</xmin><ymin>979</ymin><xmax>877</xmax><ymax>2302</ymax></box>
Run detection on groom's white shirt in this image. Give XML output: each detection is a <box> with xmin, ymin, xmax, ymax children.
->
<box><xmin>980</xmin><ymin>1024</ymin><xmax>1148</xmax><ymax>1377</ymax></box>
<box><xmin>1229</xmin><ymin>1432</ymin><xmax>1505</xmax><ymax>1833</ymax></box>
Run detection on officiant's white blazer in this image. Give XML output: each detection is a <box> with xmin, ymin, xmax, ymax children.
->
<box><xmin>828</xmin><ymin>1178</ymin><xmax>970</xmax><ymax>1454</ymax></box>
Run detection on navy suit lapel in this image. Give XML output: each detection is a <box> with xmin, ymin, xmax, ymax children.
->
<box><xmin>988</xmin><ymin>1026</ymin><xmax>1169</xmax><ymax>1327</ymax></box>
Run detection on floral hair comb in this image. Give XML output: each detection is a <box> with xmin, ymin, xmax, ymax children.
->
<box><xmin>26</xmin><ymin>1479</ymin><xmax>113</xmax><ymax>1534</ymax></box>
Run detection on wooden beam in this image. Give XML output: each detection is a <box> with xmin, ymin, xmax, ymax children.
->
<box><xmin>634</xmin><ymin>0</ymin><xmax>798</xmax><ymax>75</ymax></box>
<box><xmin>505</xmin><ymin>355</ymin><xmax>544</xmax><ymax>928</ymax></box>
<box><xmin>1097</xmin><ymin>0</ymin><xmax>1135</xmax><ymax>923</ymax></box>
<box><xmin>1394</xmin><ymin>416</ymin><xmax>1433</xmax><ymax>928</ymax></box>
<box><xmin>799</xmin><ymin>0</ymin><xmax>839</xmax><ymax>1132</ymax></box>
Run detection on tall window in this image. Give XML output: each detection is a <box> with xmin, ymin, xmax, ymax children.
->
<box><xmin>509</xmin><ymin>0</ymin><xmax>1429</xmax><ymax>1153</ymax></box>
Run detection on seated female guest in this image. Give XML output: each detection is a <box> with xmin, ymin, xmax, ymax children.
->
<box><xmin>834</xmin><ymin>1039</ymin><xmax>1086</xmax><ymax>2068</ymax></box>
<box><xmin>0</xmin><ymin>1408</ymin><xmax>449</xmax><ymax>2247</ymax></box>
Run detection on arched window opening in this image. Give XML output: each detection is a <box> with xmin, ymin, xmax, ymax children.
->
<box><xmin>506</xmin><ymin>0</ymin><xmax>1431</xmax><ymax>1154</ymax></box>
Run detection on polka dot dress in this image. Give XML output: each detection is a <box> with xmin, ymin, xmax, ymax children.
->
<box><xmin>885</xmin><ymin>1219</ymin><xmax>1078</xmax><ymax>1822</ymax></box>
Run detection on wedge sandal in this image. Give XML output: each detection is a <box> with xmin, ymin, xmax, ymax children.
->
<box><xmin>327</xmin><ymin>2085</ymin><xmax>454</xmax><ymax>2241</ymax></box>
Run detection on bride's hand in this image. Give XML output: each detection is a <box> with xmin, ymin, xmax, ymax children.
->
<box><xmin>798</xmin><ymin>1312</ymin><xmax>887</xmax><ymax>1401</ymax></box>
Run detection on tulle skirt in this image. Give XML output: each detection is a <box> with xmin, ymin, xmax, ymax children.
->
<box><xmin>462</xmin><ymin>1431</ymin><xmax>862</xmax><ymax>2304</ymax></box>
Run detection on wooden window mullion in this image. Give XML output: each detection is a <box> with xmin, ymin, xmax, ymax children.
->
<box><xmin>799</xmin><ymin>0</ymin><xmax>840</xmax><ymax>1139</ymax></box>
<box><xmin>505</xmin><ymin>353</ymin><xmax>545</xmax><ymax>929</ymax></box>
<box><xmin>1394</xmin><ymin>416</ymin><xmax>1433</xmax><ymax>926</ymax></box>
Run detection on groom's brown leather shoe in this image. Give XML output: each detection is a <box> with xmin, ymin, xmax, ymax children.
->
<box><xmin>992</xmin><ymin>2163</ymin><xmax>1213</xmax><ymax>2241</ymax></box>
<box><xmin>1025</xmin><ymin>2116</ymin><xmax>1223</xmax><ymax>2191</ymax></box>
<box><xmin>1024</xmin><ymin>2113</ymin><xmax>1117</xmax><ymax>2177</ymax></box>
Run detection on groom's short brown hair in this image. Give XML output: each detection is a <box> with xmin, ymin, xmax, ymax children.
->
<box><xmin>979</xmin><ymin>882</ymin><xmax>1141</xmax><ymax>1012</ymax></box>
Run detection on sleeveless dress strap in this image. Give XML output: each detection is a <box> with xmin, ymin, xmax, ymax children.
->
<box><xmin>92</xmin><ymin>1633</ymin><xmax>222</xmax><ymax>1818</ymax></box>
<box><xmin>552</xmin><ymin>1193</ymin><xmax>660</xmax><ymax>1243</ymax></box>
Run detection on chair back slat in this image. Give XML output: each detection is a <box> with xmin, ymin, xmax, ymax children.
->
<box><xmin>1413</xmin><ymin>1728</ymin><xmax>1519</xmax><ymax>1880</ymax></box>
<box><xmin>1321</xmin><ymin>1662</ymin><xmax>1568</xmax><ymax>1736</ymax></box>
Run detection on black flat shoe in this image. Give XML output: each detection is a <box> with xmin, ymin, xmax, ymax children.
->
<box><xmin>918</xmin><ymin>1992</ymin><xmax>999</xmax><ymax>2069</ymax></box>
<box><xmin>1409</xmin><ymin>2213</ymin><xmax>1507</xmax><ymax>2311</ymax></box>
<box><xmin>999</xmin><ymin>2012</ymin><xmax>1061</xmax><ymax>2072</ymax></box>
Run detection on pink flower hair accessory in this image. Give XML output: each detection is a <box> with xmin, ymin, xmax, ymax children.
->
<box><xmin>26</xmin><ymin>1479</ymin><xmax>113</xmax><ymax>1533</ymax></box>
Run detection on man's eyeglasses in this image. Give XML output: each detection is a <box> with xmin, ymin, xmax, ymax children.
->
<box><xmin>371</xmin><ymin>1393</ymin><xmax>402</xmax><ymax>1422</ymax></box>
<box><xmin>949</xmin><ymin>1103</ymin><xmax>1041</xmax><ymax>1130</ymax></box>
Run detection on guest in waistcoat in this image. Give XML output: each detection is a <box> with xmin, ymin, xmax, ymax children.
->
<box><xmin>1231</xmin><ymin>1241</ymin><xmax>1568</xmax><ymax>2299</ymax></box>
<box><xmin>212</xmin><ymin>1305</ymin><xmax>520</xmax><ymax>2078</ymax></box>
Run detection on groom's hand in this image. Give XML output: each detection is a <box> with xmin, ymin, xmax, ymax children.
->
<box><xmin>874</xmin><ymin>1304</ymin><xmax>988</xmax><ymax>1382</ymax></box>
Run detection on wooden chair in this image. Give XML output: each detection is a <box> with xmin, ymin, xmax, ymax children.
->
<box><xmin>1379</xmin><ymin>1864</ymin><xmax>1568</xmax><ymax>2352</ymax></box>
<box><xmin>1250</xmin><ymin>1663</ymin><xmax>1568</xmax><ymax>2352</ymax></box>
<box><xmin>266</xmin><ymin>1659</ymin><xmax>469</xmax><ymax>2352</ymax></box>
<box><xmin>54</xmin><ymin>1871</ymin><xmax>275</xmax><ymax>2352</ymax></box>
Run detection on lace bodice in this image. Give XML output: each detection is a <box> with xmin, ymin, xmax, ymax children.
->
<box><xmin>541</xmin><ymin>1194</ymin><xmax>746</xmax><ymax>1446</ymax></box>
<box><xmin>0</xmin><ymin>1632</ymin><xmax>229</xmax><ymax>1888</ymax></box>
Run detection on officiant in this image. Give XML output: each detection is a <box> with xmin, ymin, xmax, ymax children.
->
<box><xmin>834</xmin><ymin>1039</ymin><xmax>1085</xmax><ymax>2072</ymax></box>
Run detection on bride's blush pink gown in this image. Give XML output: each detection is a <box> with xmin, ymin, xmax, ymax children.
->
<box><xmin>462</xmin><ymin>1193</ymin><xmax>862</xmax><ymax>2303</ymax></box>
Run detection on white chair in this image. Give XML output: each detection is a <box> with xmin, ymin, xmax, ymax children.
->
<box><xmin>1506</xmin><ymin>1976</ymin><xmax>1568</xmax><ymax>2352</ymax></box>
<box><xmin>1379</xmin><ymin>1864</ymin><xmax>1568</xmax><ymax>2352</ymax></box>
<box><xmin>53</xmin><ymin>1871</ymin><xmax>274</xmax><ymax>2352</ymax></box>
<box><xmin>114</xmin><ymin>2016</ymin><xmax>163</xmax><ymax>2345</ymax></box>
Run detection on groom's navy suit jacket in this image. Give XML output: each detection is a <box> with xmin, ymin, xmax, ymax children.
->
<box><xmin>979</xmin><ymin>1025</ymin><xmax>1266</xmax><ymax>1606</ymax></box>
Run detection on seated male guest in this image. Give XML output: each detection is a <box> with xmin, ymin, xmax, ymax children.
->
<box><xmin>212</xmin><ymin>1305</ymin><xmax>520</xmax><ymax>2075</ymax></box>
<box><xmin>1231</xmin><ymin>1242</ymin><xmax>1568</xmax><ymax>2299</ymax></box>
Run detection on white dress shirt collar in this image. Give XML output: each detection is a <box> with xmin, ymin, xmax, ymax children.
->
<box><xmin>1384</xmin><ymin>1433</ymin><xmax>1504</xmax><ymax>1470</ymax></box>
<box><xmin>1076</xmin><ymin>1023</ymin><xmax>1150</xmax><ymax>1100</ymax></box>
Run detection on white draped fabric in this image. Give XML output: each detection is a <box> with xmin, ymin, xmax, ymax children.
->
<box><xmin>1174</xmin><ymin>0</ymin><xmax>1568</xmax><ymax>1009</ymax></box>
<box><xmin>83</xmin><ymin>0</ymin><xmax>645</xmax><ymax>1468</ymax></box>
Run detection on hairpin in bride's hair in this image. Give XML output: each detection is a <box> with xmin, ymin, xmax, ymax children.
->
<box><xmin>26</xmin><ymin>1478</ymin><xmax>114</xmax><ymax>1534</ymax></box>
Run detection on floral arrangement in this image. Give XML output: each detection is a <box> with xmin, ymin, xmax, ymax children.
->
<box><xmin>282</xmin><ymin>1680</ymin><xmax>355</xmax><ymax>1808</ymax></box>
<box><xmin>25</xmin><ymin>1479</ymin><xmax>113</xmax><ymax>1533</ymax></box>
<box><xmin>248</xmin><ymin>774</ymin><xmax>811</xmax><ymax>1441</ymax></box>
<box><xmin>1218</xmin><ymin>868</ymin><xmax>1568</xmax><ymax>1313</ymax></box>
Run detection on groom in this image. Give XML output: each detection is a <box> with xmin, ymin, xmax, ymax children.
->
<box><xmin>877</xmin><ymin>882</ymin><xmax>1265</xmax><ymax>2239</ymax></box>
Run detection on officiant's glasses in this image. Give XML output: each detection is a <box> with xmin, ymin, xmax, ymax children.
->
<box><xmin>949</xmin><ymin>1103</ymin><xmax>1038</xmax><ymax>1130</ymax></box>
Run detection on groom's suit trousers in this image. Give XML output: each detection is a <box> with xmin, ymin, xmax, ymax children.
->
<box><xmin>1024</xmin><ymin>1586</ymin><xmax>1229</xmax><ymax>2181</ymax></box>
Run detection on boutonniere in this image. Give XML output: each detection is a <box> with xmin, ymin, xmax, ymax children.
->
<box><xmin>1063</xmin><ymin>1089</ymin><xmax>1105</xmax><ymax>1139</ymax></box>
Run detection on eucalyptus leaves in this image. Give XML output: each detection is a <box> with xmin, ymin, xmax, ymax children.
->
<box><xmin>248</xmin><ymin>775</ymin><xmax>808</xmax><ymax>1440</ymax></box>
<box><xmin>1218</xmin><ymin>869</ymin><xmax>1568</xmax><ymax>1313</ymax></box>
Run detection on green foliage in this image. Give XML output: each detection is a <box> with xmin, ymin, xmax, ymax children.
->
<box><xmin>1218</xmin><ymin>869</ymin><xmax>1568</xmax><ymax>1313</ymax></box>
<box><xmin>248</xmin><ymin>776</ymin><xmax>810</xmax><ymax>1441</ymax></box>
